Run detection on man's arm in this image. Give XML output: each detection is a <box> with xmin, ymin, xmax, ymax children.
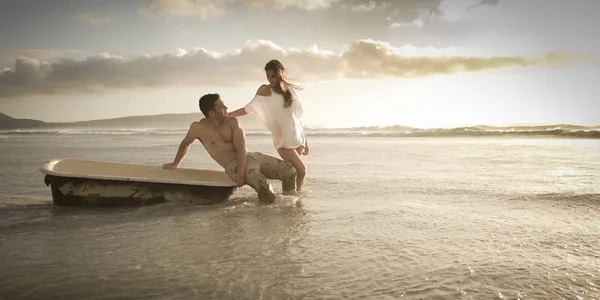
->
<box><xmin>230</xmin><ymin>118</ymin><xmax>247</xmax><ymax>186</ymax></box>
<box><xmin>162</xmin><ymin>123</ymin><xmax>199</xmax><ymax>169</ymax></box>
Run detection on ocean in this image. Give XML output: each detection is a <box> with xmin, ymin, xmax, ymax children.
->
<box><xmin>0</xmin><ymin>128</ymin><xmax>599</xmax><ymax>299</ymax></box>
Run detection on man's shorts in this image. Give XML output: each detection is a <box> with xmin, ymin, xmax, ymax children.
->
<box><xmin>224</xmin><ymin>152</ymin><xmax>297</xmax><ymax>192</ymax></box>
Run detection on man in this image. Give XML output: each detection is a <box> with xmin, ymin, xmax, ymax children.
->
<box><xmin>162</xmin><ymin>93</ymin><xmax>297</xmax><ymax>204</ymax></box>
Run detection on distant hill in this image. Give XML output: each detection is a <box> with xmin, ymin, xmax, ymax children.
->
<box><xmin>2</xmin><ymin>112</ymin><xmax>599</xmax><ymax>139</ymax></box>
<box><xmin>0</xmin><ymin>112</ymin><xmax>264</xmax><ymax>130</ymax></box>
<box><xmin>0</xmin><ymin>113</ymin><xmax>47</xmax><ymax>129</ymax></box>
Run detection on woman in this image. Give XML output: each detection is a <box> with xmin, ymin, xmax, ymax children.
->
<box><xmin>227</xmin><ymin>59</ymin><xmax>308</xmax><ymax>193</ymax></box>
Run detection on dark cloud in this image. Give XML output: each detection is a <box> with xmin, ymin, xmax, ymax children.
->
<box><xmin>73</xmin><ymin>12</ymin><xmax>115</xmax><ymax>24</ymax></box>
<box><xmin>334</xmin><ymin>0</ymin><xmax>443</xmax><ymax>22</ymax></box>
<box><xmin>0</xmin><ymin>49</ymin><xmax>86</xmax><ymax>65</ymax></box>
<box><xmin>0</xmin><ymin>39</ymin><xmax>582</xmax><ymax>98</ymax></box>
<box><xmin>143</xmin><ymin>0</ymin><xmax>446</xmax><ymax>23</ymax></box>
<box><xmin>468</xmin><ymin>0</ymin><xmax>500</xmax><ymax>10</ymax></box>
<box><xmin>140</xmin><ymin>0</ymin><xmax>230</xmax><ymax>19</ymax></box>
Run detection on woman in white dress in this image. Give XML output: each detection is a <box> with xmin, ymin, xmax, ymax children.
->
<box><xmin>227</xmin><ymin>60</ymin><xmax>309</xmax><ymax>193</ymax></box>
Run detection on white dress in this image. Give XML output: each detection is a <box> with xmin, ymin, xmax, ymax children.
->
<box><xmin>244</xmin><ymin>87</ymin><xmax>306</xmax><ymax>149</ymax></box>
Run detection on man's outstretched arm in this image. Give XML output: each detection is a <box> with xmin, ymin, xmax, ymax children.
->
<box><xmin>231</xmin><ymin>118</ymin><xmax>247</xmax><ymax>186</ymax></box>
<box><xmin>163</xmin><ymin>123</ymin><xmax>198</xmax><ymax>169</ymax></box>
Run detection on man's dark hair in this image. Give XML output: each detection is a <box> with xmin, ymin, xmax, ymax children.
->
<box><xmin>199</xmin><ymin>93</ymin><xmax>220</xmax><ymax>117</ymax></box>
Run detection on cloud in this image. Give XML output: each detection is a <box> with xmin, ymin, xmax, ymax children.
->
<box><xmin>251</xmin><ymin>0</ymin><xmax>445</xmax><ymax>21</ymax></box>
<box><xmin>141</xmin><ymin>0</ymin><xmax>338</xmax><ymax>18</ymax></box>
<box><xmin>142</xmin><ymin>0</ymin><xmax>445</xmax><ymax>23</ymax></box>
<box><xmin>341</xmin><ymin>40</ymin><xmax>579</xmax><ymax>78</ymax></box>
<box><xmin>437</xmin><ymin>0</ymin><xmax>500</xmax><ymax>22</ymax></box>
<box><xmin>468</xmin><ymin>0</ymin><xmax>500</xmax><ymax>10</ymax></box>
<box><xmin>390</xmin><ymin>18</ymin><xmax>425</xmax><ymax>29</ymax></box>
<box><xmin>246</xmin><ymin>0</ymin><xmax>337</xmax><ymax>10</ymax></box>
<box><xmin>0</xmin><ymin>39</ymin><xmax>584</xmax><ymax>98</ymax></box>
<box><xmin>385</xmin><ymin>0</ymin><xmax>504</xmax><ymax>47</ymax></box>
<box><xmin>73</xmin><ymin>13</ymin><xmax>114</xmax><ymax>25</ymax></box>
<box><xmin>342</xmin><ymin>0</ymin><xmax>443</xmax><ymax>22</ymax></box>
<box><xmin>0</xmin><ymin>49</ymin><xmax>86</xmax><ymax>65</ymax></box>
<box><xmin>140</xmin><ymin>0</ymin><xmax>232</xmax><ymax>19</ymax></box>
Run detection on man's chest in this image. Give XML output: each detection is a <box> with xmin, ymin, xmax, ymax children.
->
<box><xmin>200</xmin><ymin>127</ymin><xmax>232</xmax><ymax>145</ymax></box>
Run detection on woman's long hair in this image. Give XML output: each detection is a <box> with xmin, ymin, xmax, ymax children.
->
<box><xmin>264</xmin><ymin>60</ymin><xmax>302</xmax><ymax>108</ymax></box>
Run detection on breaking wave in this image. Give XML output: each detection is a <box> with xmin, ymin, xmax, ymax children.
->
<box><xmin>1</xmin><ymin>125</ymin><xmax>599</xmax><ymax>138</ymax></box>
<box><xmin>303</xmin><ymin>125</ymin><xmax>600</xmax><ymax>138</ymax></box>
<box><xmin>0</xmin><ymin>128</ymin><xmax>188</xmax><ymax>136</ymax></box>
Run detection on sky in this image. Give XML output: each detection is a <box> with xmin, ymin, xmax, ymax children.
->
<box><xmin>0</xmin><ymin>0</ymin><xmax>599</xmax><ymax>128</ymax></box>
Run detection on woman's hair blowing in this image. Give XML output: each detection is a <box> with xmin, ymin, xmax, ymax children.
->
<box><xmin>264</xmin><ymin>60</ymin><xmax>301</xmax><ymax>108</ymax></box>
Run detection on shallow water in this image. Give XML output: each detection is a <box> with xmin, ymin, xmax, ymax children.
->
<box><xmin>1</xmin><ymin>133</ymin><xmax>599</xmax><ymax>299</ymax></box>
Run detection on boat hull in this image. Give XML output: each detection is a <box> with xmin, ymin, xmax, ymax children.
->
<box><xmin>40</xmin><ymin>158</ymin><xmax>237</xmax><ymax>206</ymax></box>
<box><xmin>44</xmin><ymin>175</ymin><xmax>236</xmax><ymax>206</ymax></box>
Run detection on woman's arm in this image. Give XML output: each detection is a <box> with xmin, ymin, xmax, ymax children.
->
<box><xmin>227</xmin><ymin>108</ymin><xmax>248</xmax><ymax>118</ymax></box>
<box><xmin>227</xmin><ymin>85</ymin><xmax>270</xmax><ymax>118</ymax></box>
<box><xmin>302</xmin><ymin>136</ymin><xmax>309</xmax><ymax>155</ymax></box>
<box><xmin>299</xmin><ymin>118</ymin><xmax>309</xmax><ymax>155</ymax></box>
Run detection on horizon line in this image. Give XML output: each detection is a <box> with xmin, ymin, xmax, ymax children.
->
<box><xmin>1</xmin><ymin>111</ymin><xmax>599</xmax><ymax>129</ymax></box>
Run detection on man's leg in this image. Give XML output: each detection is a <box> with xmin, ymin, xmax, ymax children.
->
<box><xmin>224</xmin><ymin>157</ymin><xmax>276</xmax><ymax>203</ymax></box>
<box><xmin>252</xmin><ymin>152</ymin><xmax>298</xmax><ymax>194</ymax></box>
<box><xmin>245</xmin><ymin>154</ymin><xmax>275</xmax><ymax>204</ymax></box>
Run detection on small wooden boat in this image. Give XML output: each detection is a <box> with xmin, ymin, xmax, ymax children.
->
<box><xmin>40</xmin><ymin>158</ymin><xmax>237</xmax><ymax>206</ymax></box>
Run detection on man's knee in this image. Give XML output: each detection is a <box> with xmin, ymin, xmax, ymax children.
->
<box><xmin>289</xmin><ymin>165</ymin><xmax>299</xmax><ymax>179</ymax></box>
<box><xmin>282</xmin><ymin>161</ymin><xmax>297</xmax><ymax>178</ymax></box>
<box><xmin>280</xmin><ymin>163</ymin><xmax>297</xmax><ymax>191</ymax></box>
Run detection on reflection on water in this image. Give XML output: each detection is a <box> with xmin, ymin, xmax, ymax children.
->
<box><xmin>0</xmin><ymin>201</ymin><xmax>311</xmax><ymax>299</ymax></box>
<box><xmin>1</xmin><ymin>136</ymin><xmax>599</xmax><ymax>299</ymax></box>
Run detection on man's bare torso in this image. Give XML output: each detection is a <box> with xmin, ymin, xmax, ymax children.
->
<box><xmin>193</xmin><ymin>118</ymin><xmax>238</xmax><ymax>168</ymax></box>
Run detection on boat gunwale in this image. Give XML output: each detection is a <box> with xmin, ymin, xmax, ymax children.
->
<box><xmin>40</xmin><ymin>158</ymin><xmax>237</xmax><ymax>188</ymax></box>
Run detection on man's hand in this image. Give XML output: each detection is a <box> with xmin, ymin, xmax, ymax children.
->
<box><xmin>235</xmin><ymin>168</ymin><xmax>245</xmax><ymax>187</ymax></box>
<box><xmin>162</xmin><ymin>162</ymin><xmax>178</xmax><ymax>169</ymax></box>
<box><xmin>163</xmin><ymin>123</ymin><xmax>196</xmax><ymax>170</ymax></box>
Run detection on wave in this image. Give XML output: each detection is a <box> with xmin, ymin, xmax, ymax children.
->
<box><xmin>509</xmin><ymin>193</ymin><xmax>600</xmax><ymax>207</ymax></box>
<box><xmin>0</xmin><ymin>128</ymin><xmax>188</xmax><ymax>136</ymax></box>
<box><xmin>309</xmin><ymin>124</ymin><xmax>600</xmax><ymax>138</ymax></box>
<box><xmin>1</xmin><ymin>125</ymin><xmax>599</xmax><ymax>138</ymax></box>
<box><xmin>303</xmin><ymin>127</ymin><xmax>600</xmax><ymax>138</ymax></box>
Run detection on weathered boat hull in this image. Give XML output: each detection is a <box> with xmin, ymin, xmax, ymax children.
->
<box><xmin>40</xmin><ymin>159</ymin><xmax>237</xmax><ymax>206</ymax></box>
<box><xmin>43</xmin><ymin>175</ymin><xmax>236</xmax><ymax>206</ymax></box>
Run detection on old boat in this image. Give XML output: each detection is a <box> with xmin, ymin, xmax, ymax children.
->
<box><xmin>40</xmin><ymin>158</ymin><xmax>237</xmax><ymax>206</ymax></box>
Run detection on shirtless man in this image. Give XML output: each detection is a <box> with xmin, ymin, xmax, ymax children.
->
<box><xmin>162</xmin><ymin>93</ymin><xmax>297</xmax><ymax>204</ymax></box>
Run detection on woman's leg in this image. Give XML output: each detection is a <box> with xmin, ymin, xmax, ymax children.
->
<box><xmin>277</xmin><ymin>147</ymin><xmax>307</xmax><ymax>192</ymax></box>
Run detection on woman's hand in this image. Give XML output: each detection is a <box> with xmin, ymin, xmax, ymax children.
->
<box><xmin>302</xmin><ymin>142</ymin><xmax>309</xmax><ymax>156</ymax></box>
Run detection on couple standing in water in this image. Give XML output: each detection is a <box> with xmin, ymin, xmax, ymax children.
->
<box><xmin>162</xmin><ymin>60</ymin><xmax>309</xmax><ymax>204</ymax></box>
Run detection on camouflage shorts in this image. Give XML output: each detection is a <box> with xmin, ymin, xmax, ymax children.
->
<box><xmin>224</xmin><ymin>152</ymin><xmax>297</xmax><ymax>192</ymax></box>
